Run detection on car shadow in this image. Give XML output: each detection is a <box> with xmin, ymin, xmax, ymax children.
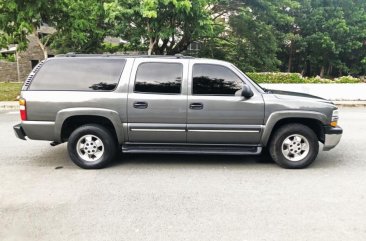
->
<box><xmin>32</xmin><ymin>146</ymin><xmax>276</xmax><ymax>170</ymax></box>
<box><xmin>109</xmin><ymin>153</ymin><xmax>276</xmax><ymax>168</ymax></box>
<box><xmin>32</xmin><ymin>144</ymin><xmax>340</xmax><ymax>170</ymax></box>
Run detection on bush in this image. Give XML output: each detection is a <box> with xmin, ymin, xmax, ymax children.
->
<box><xmin>0</xmin><ymin>54</ymin><xmax>16</xmax><ymax>62</ymax></box>
<box><xmin>334</xmin><ymin>76</ymin><xmax>362</xmax><ymax>83</ymax></box>
<box><xmin>247</xmin><ymin>72</ymin><xmax>303</xmax><ymax>83</ymax></box>
<box><xmin>247</xmin><ymin>72</ymin><xmax>363</xmax><ymax>84</ymax></box>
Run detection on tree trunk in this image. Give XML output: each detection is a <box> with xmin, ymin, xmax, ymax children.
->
<box><xmin>320</xmin><ymin>66</ymin><xmax>325</xmax><ymax>78</ymax></box>
<box><xmin>327</xmin><ymin>65</ymin><xmax>333</xmax><ymax>76</ymax></box>
<box><xmin>301</xmin><ymin>69</ymin><xmax>305</xmax><ymax>76</ymax></box>
<box><xmin>146</xmin><ymin>22</ymin><xmax>158</xmax><ymax>56</ymax></box>
<box><xmin>33</xmin><ymin>29</ymin><xmax>48</xmax><ymax>60</ymax></box>
<box><xmin>148</xmin><ymin>39</ymin><xmax>154</xmax><ymax>56</ymax></box>
<box><xmin>167</xmin><ymin>31</ymin><xmax>191</xmax><ymax>55</ymax></box>
<box><xmin>287</xmin><ymin>42</ymin><xmax>293</xmax><ymax>73</ymax></box>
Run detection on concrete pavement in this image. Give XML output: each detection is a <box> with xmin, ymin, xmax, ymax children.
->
<box><xmin>0</xmin><ymin>108</ymin><xmax>366</xmax><ymax>241</ymax></box>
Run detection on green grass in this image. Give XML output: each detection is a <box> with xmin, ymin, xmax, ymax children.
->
<box><xmin>0</xmin><ymin>82</ymin><xmax>23</xmax><ymax>101</ymax></box>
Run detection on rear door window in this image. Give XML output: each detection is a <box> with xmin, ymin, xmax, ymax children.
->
<box><xmin>29</xmin><ymin>58</ymin><xmax>125</xmax><ymax>91</ymax></box>
<box><xmin>134</xmin><ymin>62</ymin><xmax>183</xmax><ymax>94</ymax></box>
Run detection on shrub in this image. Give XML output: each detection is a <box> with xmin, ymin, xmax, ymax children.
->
<box><xmin>334</xmin><ymin>76</ymin><xmax>362</xmax><ymax>83</ymax></box>
<box><xmin>247</xmin><ymin>72</ymin><xmax>363</xmax><ymax>84</ymax></box>
<box><xmin>247</xmin><ymin>72</ymin><xmax>303</xmax><ymax>83</ymax></box>
<box><xmin>0</xmin><ymin>54</ymin><xmax>16</xmax><ymax>62</ymax></box>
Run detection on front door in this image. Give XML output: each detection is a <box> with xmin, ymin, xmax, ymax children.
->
<box><xmin>187</xmin><ymin>62</ymin><xmax>265</xmax><ymax>144</ymax></box>
<box><xmin>127</xmin><ymin>59</ymin><xmax>188</xmax><ymax>143</ymax></box>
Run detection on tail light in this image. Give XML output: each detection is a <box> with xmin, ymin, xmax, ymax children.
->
<box><xmin>19</xmin><ymin>98</ymin><xmax>27</xmax><ymax>121</ymax></box>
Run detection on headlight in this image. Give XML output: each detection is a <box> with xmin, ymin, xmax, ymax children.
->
<box><xmin>331</xmin><ymin>109</ymin><xmax>339</xmax><ymax>127</ymax></box>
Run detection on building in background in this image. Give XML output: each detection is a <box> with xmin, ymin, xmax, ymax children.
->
<box><xmin>0</xmin><ymin>26</ymin><xmax>55</xmax><ymax>83</ymax></box>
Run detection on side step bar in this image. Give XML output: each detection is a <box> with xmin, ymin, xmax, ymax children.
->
<box><xmin>122</xmin><ymin>144</ymin><xmax>262</xmax><ymax>155</ymax></box>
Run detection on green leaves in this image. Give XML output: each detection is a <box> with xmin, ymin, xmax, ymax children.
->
<box><xmin>0</xmin><ymin>0</ymin><xmax>107</xmax><ymax>54</ymax></box>
<box><xmin>50</xmin><ymin>0</ymin><xmax>107</xmax><ymax>53</ymax></box>
<box><xmin>283</xmin><ymin>0</ymin><xmax>366</xmax><ymax>76</ymax></box>
<box><xmin>104</xmin><ymin>0</ymin><xmax>217</xmax><ymax>55</ymax></box>
<box><xmin>0</xmin><ymin>0</ymin><xmax>365</xmax><ymax>77</ymax></box>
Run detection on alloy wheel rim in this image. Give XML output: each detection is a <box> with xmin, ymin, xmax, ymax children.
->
<box><xmin>76</xmin><ymin>134</ymin><xmax>104</xmax><ymax>162</ymax></box>
<box><xmin>281</xmin><ymin>134</ymin><xmax>310</xmax><ymax>162</ymax></box>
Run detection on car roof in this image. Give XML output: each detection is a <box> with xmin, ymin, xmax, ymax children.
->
<box><xmin>52</xmin><ymin>53</ymin><xmax>231</xmax><ymax>66</ymax></box>
<box><xmin>55</xmin><ymin>53</ymin><xmax>194</xmax><ymax>59</ymax></box>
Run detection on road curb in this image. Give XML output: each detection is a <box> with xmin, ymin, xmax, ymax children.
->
<box><xmin>1</xmin><ymin>101</ymin><xmax>366</xmax><ymax>111</ymax></box>
<box><xmin>334</xmin><ymin>101</ymin><xmax>366</xmax><ymax>108</ymax></box>
<box><xmin>0</xmin><ymin>102</ymin><xmax>19</xmax><ymax>110</ymax></box>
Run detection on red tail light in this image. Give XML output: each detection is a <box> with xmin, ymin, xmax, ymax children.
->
<box><xmin>19</xmin><ymin>98</ymin><xmax>27</xmax><ymax>121</ymax></box>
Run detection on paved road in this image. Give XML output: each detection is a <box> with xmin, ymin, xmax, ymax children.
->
<box><xmin>1</xmin><ymin>108</ymin><xmax>366</xmax><ymax>241</ymax></box>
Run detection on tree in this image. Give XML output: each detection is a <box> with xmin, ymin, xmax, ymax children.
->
<box><xmin>1</xmin><ymin>0</ymin><xmax>365</xmax><ymax>77</ymax></box>
<box><xmin>50</xmin><ymin>0</ymin><xmax>107</xmax><ymax>54</ymax></box>
<box><xmin>104</xmin><ymin>0</ymin><xmax>220</xmax><ymax>55</ymax></box>
<box><xmin>0</xmin><ymin>0</ymin><xmax>108</xmax><ymax>58</ymax></box>
<box><xmin>278</xmin><ymin>0</ymin><xmax>366</xmax><ymax>77</ymax></box>
<box><xmin>198</xmin><ymin>0</ymin><xmax>298</xmax><ymax>72</ymax></box>
<box><xmin>0</xmin><ymin>0</ymin><xmax>57</xmax><ymax>59</ymax></box>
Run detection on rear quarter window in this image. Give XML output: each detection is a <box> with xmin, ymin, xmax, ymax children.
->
<box><xmin>28</xmin><ymin>58</ymin><xmax>126</xmax><ymax>91</ymax></box>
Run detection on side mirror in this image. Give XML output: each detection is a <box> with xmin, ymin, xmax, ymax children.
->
<box><xmin>241</xmin><ymin>85</ymin><xmax>254</xmax><ymax>98</ymax></box>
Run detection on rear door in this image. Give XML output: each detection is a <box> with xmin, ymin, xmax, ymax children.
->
<box><xmin>127</xmin><ymin>58</ymin><xmax>188</xmax><ymax>143</ymax></box>
<box><xmin>187</xmin><ymin>61</ymin><xmax>265</xmax><ymax>144</ymax></box>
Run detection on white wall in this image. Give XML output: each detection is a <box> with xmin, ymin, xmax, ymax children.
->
<box><xmin>260</xmin><ymin>84</ymin><xmax>366</xmax><ymax>101</ymax></box>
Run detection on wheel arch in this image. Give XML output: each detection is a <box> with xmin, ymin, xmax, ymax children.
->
<box><xmin>261</xmin><ymin>111</ymin><xmax>328</xmax><ymax>147</ymax></box>
<box><xmin>55</xmin><ymin>108</ymin><xmax>124</xmax><ymax>144</ymax></box>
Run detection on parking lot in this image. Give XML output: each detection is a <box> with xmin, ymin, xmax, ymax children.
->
<box><xmin>1</xmin><ymin>108</ymin><xmax>366</xmax><ymax>241</ymax></box>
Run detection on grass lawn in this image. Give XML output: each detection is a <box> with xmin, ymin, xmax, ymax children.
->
<box><xmin>0</xmin><ymin>82</ymin><xmax>23</xmax><ymax>101</ymax></box>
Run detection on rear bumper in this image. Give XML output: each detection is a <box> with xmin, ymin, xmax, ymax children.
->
<box><xmin>13</xmin><ymin>124</ymin><xmax>26</xmax><ymax>140</ymax></box>
<box><xmin>323</xmin><ymin>126</ymin><xmax>343</xmax><ymax>151</ymax></box>
<box><xmin>14</xmin><ymin>121</ymin><xmax>55</xmax><ymax>141</ymax></box>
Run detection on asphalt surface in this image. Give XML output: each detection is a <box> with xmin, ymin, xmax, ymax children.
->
<box><xmin>1</xmin><ymin>108</ymin><xmax>366</xmax><ymax>241</ymax></box>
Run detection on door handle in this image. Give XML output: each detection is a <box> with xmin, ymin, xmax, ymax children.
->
<box><xmin>190</xmin><ymin>103</ymin><xmax>204</xmax><ymax>110</ymax></box>
<box><xmin>133</xmin><ymin>101</ymin><xmax>148</xmax><ymax>109</ymax></box>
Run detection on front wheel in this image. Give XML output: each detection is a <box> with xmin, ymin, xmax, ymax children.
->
<box><xmin>67</xmin><ymin>124</ymin><xmax>117</xmax><ymax>169</ymax></box>
<box><xmin>269</xmin><ymin>124</ymin><xmax>319</xmax><ymax>169</ymax></box>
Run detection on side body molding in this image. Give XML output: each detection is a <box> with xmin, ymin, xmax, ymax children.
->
<box><xmin>261</xmin><ymin>110</ymin><xmax>328</xmax><ymax>146</ymax></box>
<box><xmin>55</xmin><ymin>108</ymin><xmax>124</xmax><ymax>144</ymax></box>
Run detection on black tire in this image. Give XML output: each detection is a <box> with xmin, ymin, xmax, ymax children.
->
<box><xmin>269</xmin><ymin>124</ymin><xmax>319</xmax><ymax>169</ymax></box>
<box><xmin>67</xmin><ymin>124</ymin><xmax>117</xmax><ymax>169</ymax></box>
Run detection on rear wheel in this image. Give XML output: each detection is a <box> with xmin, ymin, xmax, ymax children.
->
<box><xmin>67</xmin><ymin>124</ymin><xmax>117</xmax><ymax>169</ymax></box>
<box><xmin>269</xmin><ymin>124</ymin><xmax>319</xmax><ymax>169</ymax></box>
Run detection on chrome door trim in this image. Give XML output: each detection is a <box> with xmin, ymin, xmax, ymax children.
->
<box><xmin>188</xmin><ymin>129</ymin><xmax>260</xmax><ymax>133</ymax></box>
<box><xmin>130</xmin><ymin>128</ymin><xmax>186</xmax><ymax>132</ymax></box>
<box><xmin>124</xmin><ymin>142</ymin><xmax>260</xmax><ymax>147</ymax></box>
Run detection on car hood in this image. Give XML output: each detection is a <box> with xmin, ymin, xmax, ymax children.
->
<box><xmin>267</xmin><ymin>89</ymin><xmax>333</xmax><ymax>104</ymax></box>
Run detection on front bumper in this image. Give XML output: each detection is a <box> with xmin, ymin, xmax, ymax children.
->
<box><xmin>323</xmin><ymin>126</ymin><xmax>343</xmax><ymax>151</ymax></box>
<box><xmin>13</xmin><ymin>124</ymin><xmax>27</xmax><ymax>140</ymax></box>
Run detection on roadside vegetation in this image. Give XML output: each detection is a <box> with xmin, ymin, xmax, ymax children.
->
<box><xmin>0</xmin><ymin>82</ymin><xmax>22</xmax><ymax>101</ymax></box>
<box><xmin>1</xmin><ymin>0</ymin><xmax>366</xmax><ymax>79</ymax></box>
<box><xmin>248</xmin><ymin>73</ymin><xmax>364</xmax><ymax>84</ymax></box>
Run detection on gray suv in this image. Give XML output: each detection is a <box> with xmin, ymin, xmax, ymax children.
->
<box><xmin>13</xmin><ymin>55</ymin><xmax>342</xmax><ymax>169</ymax></box>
